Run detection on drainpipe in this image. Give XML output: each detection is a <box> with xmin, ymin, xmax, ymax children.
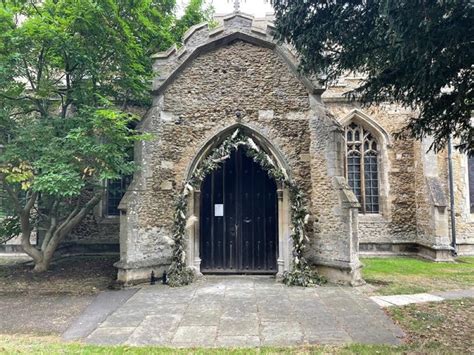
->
<box><xmin>447</xmin><ymin>136</ymin><xmax>457</xmax><ymax>256</ymax></box>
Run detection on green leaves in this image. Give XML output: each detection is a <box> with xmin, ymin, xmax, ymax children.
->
<box><xmin>0</xmin><ymin>106</ymin><xmax>142</xmax><ymax>198</ymax></box>
<box><xmin>272</xmin><ymin>0</ymin><xmax>473</xmax><ymax>153</ymax></box>
<box><xmin>0</xmin><ymin>0</ymin><xmax>177</xmax><ymax>113</ymax></box>
<box><xmin>172</xmin><ymin>0</ymin><xmax>214</xmax><ymax>44</ymax></box>
<box><xmin>0</xmin><ymin>162</ymin><xmax>34</xmax><ymax>190</ymax></box>
<box><xmin>0</xmin><ymin>0</ymin><xmax>211</xmax><ymax>268</ymax></box>
<box><xmin>0</xmin><ymin>0</ymin><xmax>210</xmax><ymax>217</ymax></box>
<box><xmin>33</xmin><ymin>163</ymin><xmax>85</xmax><ymax>197</ymax></box>
<box><xmin>0</xmin><ymin>215</ymin><xmax>21</xmax><ymax>244</ymax></box>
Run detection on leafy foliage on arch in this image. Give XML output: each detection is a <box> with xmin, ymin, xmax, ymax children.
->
<box><xmin>168</xmin><ymin>129</ymin><xmax>326</xmax><ymax>287</ymax></box>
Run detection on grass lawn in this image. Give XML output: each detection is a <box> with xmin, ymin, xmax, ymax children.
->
<box><xmin>387</xmin><ymin>298</ymin><xmax>474</xmax><ymax>354</ymax></box>
<box><xmin>0</xmin><ymin>338</ymin><xmax>397</xmax><ymax>355</ymax></box>
<box><xmin>361</xmin><ymin>256</ymin><xmax>474</xmax><ymax>296</ymax></box>
<box><xmin>1</xmin><ymin>299</ymin><xmax>472</xmax><ymax>354</ymax></box>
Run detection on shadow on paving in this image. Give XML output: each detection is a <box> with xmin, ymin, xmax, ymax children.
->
<box><xmin>68</xmin><ymin>276</ymin><xmax>405</xmax><ymax>348</ymax></box>
<box><xmin>0</xmin><ymin>255</ymin><xmax>119</xmax><ymax>335</ymax></box>
<box><xmin>0</xmin><ymin>293</ymin><xmax>95</xmax><ymax>335</ymax></box>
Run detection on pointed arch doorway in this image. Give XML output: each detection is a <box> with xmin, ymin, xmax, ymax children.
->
<box><xmin>185</xmin><ymin>124</ymin><xmax>293</xmax><ymax>278</ymax></box>
<box><xmin>200</xmin><ymin>147</ymin><xmax>278</xmax><ymax>273</ymax></box>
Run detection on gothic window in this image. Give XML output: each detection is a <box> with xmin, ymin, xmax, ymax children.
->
<box><xmin>469</xmin><ymin>155</ymin><xmax>474</xmax><ymax>214</ymax></box>
<box><xmin>345</xmin><ymin>122</ymin><xmax>380</xmax><ymax>214</ymax></box>
<box><xmin>106</xmin><ymin>176</ymin><xmax>132</xmax><ymax>216</ymax></box>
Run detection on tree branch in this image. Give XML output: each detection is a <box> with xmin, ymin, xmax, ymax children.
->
<box><xmin>43</xmin><ymin>192</ymin><xmax>102</xmax><ymax>261</ymax></box>
<box><xmin>41</xmin><ymin>200</ymin><xmax>59</xmax><ymax>250</ymax></box>
<box><xmin>36</xmin><ymin>45</ymin><xmax>45</xmax><ymax>89</ymax></box>
<box><xmin>24</xmin><ymin>191</ymin><xmax>38</xmax><ymax>215</ymax></box>
<box><xmin>22</xmin><ymin>58</ymin><xmax>36</xmax><ymax>91</ymax></box>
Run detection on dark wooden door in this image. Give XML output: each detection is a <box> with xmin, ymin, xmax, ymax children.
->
<box><xmin>200</xmin><ymin>148</ymin><xmax>278</xmax><ymax>273</ymax></box>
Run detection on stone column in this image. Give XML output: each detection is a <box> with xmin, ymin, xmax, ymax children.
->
<box><xmin>307</xmin><ymin>97</ymin><xmax>364</xmax><ymax>285</ymax></box>
<box><xmin>416</xmin><ymin>138</ymin><xmax>453</xmax><ymax>261</ymax></box>
<box><xmin>283</xmin><ymin>187</ymin><xmax>292</xmax><ymax>273</ymax></box>
<box><xmin>333</xmin><ymin>176</ymin><xmax>364</xmax><ymax>285</ymax></box>
<box><xmin>276</xmin><ymin>188</ymin><xmax>285</xmax><ymax>278</ymax></box>
<box><xmin>193</xmin><ymin>190</ymin><xmax>203</xmax><ymax>275</ymax></box>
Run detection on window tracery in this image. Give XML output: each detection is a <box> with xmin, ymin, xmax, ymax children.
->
<box><xmin>345</xmin><ymin>122</ymin><xmax>380</xmax><ymax>214</ymax></box>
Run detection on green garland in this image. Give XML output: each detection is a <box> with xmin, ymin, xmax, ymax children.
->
<box><xmin>167</xmin><ymin>129</ymin><xmax>325</xmax><ymax>287</ymax></box>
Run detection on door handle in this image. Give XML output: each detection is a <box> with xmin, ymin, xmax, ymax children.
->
<box><xmin>243</xmin><ymin>217</ymin><xmax>251</xmax><ymax>223</ymax></box>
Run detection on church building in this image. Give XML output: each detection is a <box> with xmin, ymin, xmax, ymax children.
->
<box><xmin>105</xmin><ymin>12</ymin><xmax>473</xmax><ymax>285</ymax></box>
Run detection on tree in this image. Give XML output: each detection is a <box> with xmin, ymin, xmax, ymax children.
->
<box><xmin>271</xmin><ymin>0</ymin><xmax>473</xmax><ymax>153</ymax></box>
<box><xmin>173</xmin><ymin>0</ymin><xmax>214</xmax><ymax>44</ymax></box>
<box><xmin>0</xmin><ymin>0</ymin><xmax>209</xmax><ymax>272</ymax></box>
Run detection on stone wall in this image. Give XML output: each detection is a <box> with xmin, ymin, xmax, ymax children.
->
<box><xmin>67</xmin><ymin>215</ymin><xmax>119</xmax><ymax>244</ymax></box>
<box><xmin>117</xmin><ymin>23</ymin><xmax>361</xmax><ymax>284</ymax></box>
<box><xmin>323</xmin><ymin>76</ymin><xmax>472</xmax><ymax>257</ymax></box>
<box><xmin>307</xmin><ymin>106</ymin><xmax>362</xmax><ymax>280</ymax></box>
<box><xmin>120</xmin><ymin>40</ymin><xmax>313</xmax><ymax>272</ymax></box>
<box><xmin>449</xmin><ymin>151</ymin><xmax>474</xmax><ymax>254</ymax></box>
<box><xmin>322</xmin><ymin>96</ymin><xmax>418</xmax><ymax>245</ymax></box>
<box><xmin>146</xmin><ymin>40</ymin><xmax>312</xmax><ymax>225</ymax></box>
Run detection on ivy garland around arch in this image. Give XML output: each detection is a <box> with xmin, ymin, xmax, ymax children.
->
<box><xmin>166</xmin><ymin>129</ymin><xmax>326</xmax><ymax>287</ymax></box>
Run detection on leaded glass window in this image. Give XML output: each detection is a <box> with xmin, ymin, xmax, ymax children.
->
<box><xmin>106</xmin><ymin>176</ymin><xmax>132</xmax><ymax>216</ymax></box>
<box><xmin>345</xmin><ymin>122</ymin><xmax>380</xmax><ymax>214</ymax></box>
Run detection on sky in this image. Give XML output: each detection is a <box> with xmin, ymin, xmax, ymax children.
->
<box><xmin>178</xmin><ymin>0</ymin><xmax>274</xmax><ymax>17</ymax></box>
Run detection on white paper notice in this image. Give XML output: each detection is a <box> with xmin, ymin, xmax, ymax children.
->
<box><xmin>214</xmin><ymin>204</ymin><xmax>224</xmax><ymax>217</ymax></box>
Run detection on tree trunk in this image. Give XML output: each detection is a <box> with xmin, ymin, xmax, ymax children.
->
<box><xmin>39</xmin><ymin>230</ymin><xmax>64</xmax><ymax>272</ymax></box>
<box><xmin>20</xmin><ymin>215</ymin><xmax>43</xmax><ymax>264</ymax></box>
<box><xmin>32</xmin><ymin>259</ymin><xmax>49</xmax><ymax>273</ymax></box>
<box><xmin>31</xmin><ymin>192</ymin><xmax>102</xmax><ymax>272</ymax></box>
<box><xmin>15</xmin><ymin>192</ymin><xmax>43</xmax><ymax>266</ymax></box>
<box><xmin>21</xmin><ymin>232</ymin><xmax>43</xmax><ymax>263</ymax></box>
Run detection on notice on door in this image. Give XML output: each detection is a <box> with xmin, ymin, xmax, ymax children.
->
<box><xmin>214</xmin><ymin>204</ymin><xmax>224</xmax><ymax>217</ymax></box>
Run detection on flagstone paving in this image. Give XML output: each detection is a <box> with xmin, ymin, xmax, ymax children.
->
<box><xmin>72</xmin><ymin>276</ymin><xmax>405</xmax><ymax>347</ymax></box>
<box><xmin>371</xmin><ymin>288</ymin><xmax>474</xmax><ymax>307</ymax></box>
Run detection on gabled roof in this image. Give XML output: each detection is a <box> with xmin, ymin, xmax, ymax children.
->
<box><xmin>150</xmin><ymin>12</ymin><xmax>323</xmax><ymax>96</ymax></box>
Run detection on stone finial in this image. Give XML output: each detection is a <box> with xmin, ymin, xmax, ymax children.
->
<box><xmin>234</xmin><ymin>0</ymin><xmax>241</xmax><ymax>12</ymax></box>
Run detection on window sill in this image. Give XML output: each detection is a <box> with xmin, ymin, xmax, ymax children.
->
<box><xmin>358</xmin><ymin>213</ymin><xmax>387</xmax><ymax>223</ymax></box>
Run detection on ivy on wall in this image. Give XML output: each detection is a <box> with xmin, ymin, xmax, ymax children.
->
<box><xmin>167</xmin><ymin>129</ymin><xmax>325</xmax><ymax>287</ymax></box>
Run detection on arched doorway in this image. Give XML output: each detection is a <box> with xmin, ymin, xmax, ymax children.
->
<box><xmin>200</xmin><ymin>147</ymin><xmax>278</xmax><ymax>273</ymax></box>
<box><xmin>184</xmin><ymin>124</ymin><xmax>293</xmax><ymax>278</ymax></box>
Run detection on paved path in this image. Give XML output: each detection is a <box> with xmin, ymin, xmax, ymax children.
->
<box><xmin>63</xmin><ymin>289</ymin><xmax>138</xmax><ymax>340</ymax></box>
<box><xmin>371</xmin><ymin>288</ymin><xmax>474</xmax><ymax>307</ymax></box>
<box><xmin>73</xmin><ymin>276</ymin><xmax>404</xmax><ymax>347</ymax></box>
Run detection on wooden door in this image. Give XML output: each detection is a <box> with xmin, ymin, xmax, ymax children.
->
<box><xmin>200</xmin><ymin>148</ymin><xmax>278</xmax><ymax>273</ymax></box>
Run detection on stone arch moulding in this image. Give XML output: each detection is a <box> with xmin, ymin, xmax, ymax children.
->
<box><xmin>339</xmin><ymin>109</ymin><xmax>392</xmax><ymax>147</ymax></box>
<box><xmin>184</xmin><ymin>123</ymin><xmax>292</xmax><ymax>183</ymax></box>
<box><xmin>183</xmin><ymin>123</ymin><xmax>293</xmax><ymax>278</ymax></box>
<box><xmin>339</xmin><ymin>109</ymin><xmax>392</xmax><ymax>219</ymax></box>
